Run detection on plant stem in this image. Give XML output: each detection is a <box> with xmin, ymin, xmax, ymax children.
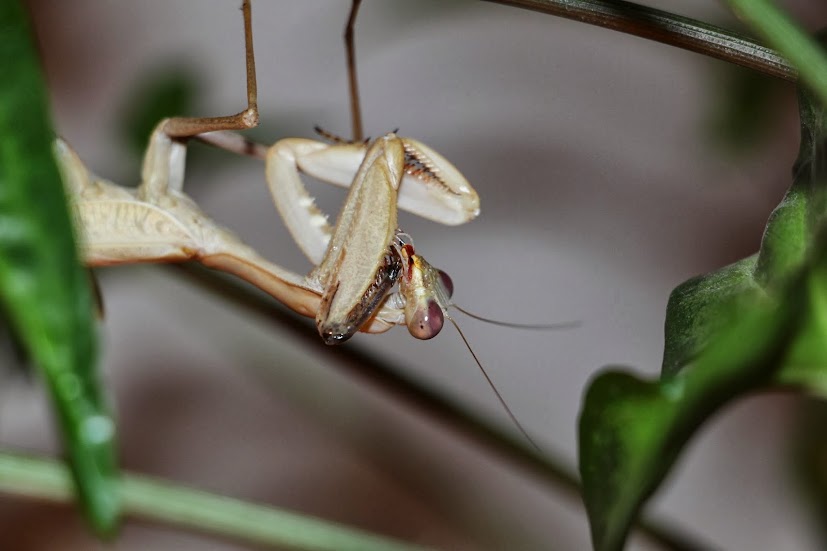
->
<box><xmin>725</xmin><ymin>0</ymin><xmax>827</xmax><ymax>106</ymax></box>
<box><xmin>0</xmin><ymin>451</ymin><xmax>431</xmax><ymax>551</ymax></box>
<box><xmin>481</xmin><ymin>0</ymin><xmax>796</xmax><ymax>82</ymax></box>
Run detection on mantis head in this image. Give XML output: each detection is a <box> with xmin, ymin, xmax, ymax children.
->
<box><xmin>394</xmin><ymin>235</ymin><xmax>454</xmax><ymax>340</ymax></box>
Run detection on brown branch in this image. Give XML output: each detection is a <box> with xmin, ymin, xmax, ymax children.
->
<box><xmin>482</xmin><ymin>0</ymin><xmax>796</xmax><ymax>81</ymax></box>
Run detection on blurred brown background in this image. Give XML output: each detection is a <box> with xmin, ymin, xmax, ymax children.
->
<box><xmin>1</xmin><ymin>1</ymin><xmax>824</xmax><ymax>549</ymax></box>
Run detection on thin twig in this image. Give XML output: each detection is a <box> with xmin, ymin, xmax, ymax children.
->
<box><xmin>481</xmin><ymin>0</ymin><xmax>796</xmax><ymax>82</ymax></box>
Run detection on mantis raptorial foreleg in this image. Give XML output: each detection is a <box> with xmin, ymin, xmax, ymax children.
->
<box><xmin>264</xmin><ymin>133</ymin><xmax>478</xmax><ymax>343</ymax></box>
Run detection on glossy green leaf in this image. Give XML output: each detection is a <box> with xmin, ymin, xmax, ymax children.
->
<box><xmin>661</xmin><ymin>255</ymin><xmax>760</xmax><ymax>377</ymax></box>
<box><xmin>580</xmin><ymin>290</ymin><xmax>801</xmax><ymax>551</ymax></box>
<box><xmin>0</xmin><ymin>0</ymin><xmax>119</xmax><ymax>534</ymax></box>
<box><xmin>775</xmin><ymin>258</ymin><xmax>827</xmax><ymax>394</ymax></box>
<box><xmin>579</xmin><ymin>76</ymin><xmax>827</xmax><ymax>550</ymax></box>
<box><xmin>662</xmin><ymin>85</ymin><xmax>822</xmax><ymax>379</ymax></box>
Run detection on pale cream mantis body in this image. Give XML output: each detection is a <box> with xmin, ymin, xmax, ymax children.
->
<box><xmin>59</xmin><ymin>0</ymin><xmax>479</xmax><ymax>344</ymax></box>
<box><xmin>59</xmin><ymin>124</ymin><xmax>478</xmax><ymax>342</ymax></box>
<box><xmin>57</xmin><ymin>0</ymin><xmax>569</xmax><ymax>448</ymax></box>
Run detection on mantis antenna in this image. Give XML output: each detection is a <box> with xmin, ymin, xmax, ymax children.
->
<box><xmin>446</xmin><ymin>315</ymin><xmax>543</xmax><ymax>452</ymax></box>
<box><xmin>451</xmin><ymin>304</ymin><xmax>581</xmax><ymax>331</ymax></box>
<box><xmin>449</xmin><ymin>304</ymin><xmax>579</xmax><ymax>451</ymax></box>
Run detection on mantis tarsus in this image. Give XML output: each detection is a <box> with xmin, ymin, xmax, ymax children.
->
<box><xmin>61</xmin><ymin>0</ymin><xmax>563</xmax><ymax>446</ymax></box>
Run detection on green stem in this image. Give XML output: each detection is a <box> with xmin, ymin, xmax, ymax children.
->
<box><xmin>725</xmin><ymin>0</ymin><xmax>827</xmax><ymax>106</ymax></box>
<box><xmin>0</xmin><ymin>451</ymin><xmax>431</xmax><ymax>551</ymax></box>
<box><xmin>482</xmin><ymin>0</ymin><xmax>795</xmax><ymax>81</ymax></box>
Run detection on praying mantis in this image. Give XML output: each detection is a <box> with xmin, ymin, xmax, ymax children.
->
<box><xmin>60</xmin><ymin>0</ymin><xmax>478</xmax><ymax>345</ymax></box>
<box><xmin>59</xmin><ymin>0</ymin><xmax>564</xmax><ymax>445</ymax></box>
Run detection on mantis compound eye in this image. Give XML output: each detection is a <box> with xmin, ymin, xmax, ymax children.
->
<box><xmin>407</xmin><ymin>298</ymin><xmax>444</xmax><ymax>340</ymax></box>
<box><xmin>437</xmin><ymin>269</ymin><xmax>454</xmax><ymax>298</ymax></box>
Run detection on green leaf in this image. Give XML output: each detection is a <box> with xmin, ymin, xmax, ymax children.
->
<box><xmin>579</xmin><ymin>53</ymin><xmax>827</xmax><ymax>551</ymax></box>
<box><xmin>775</xmin><ymin>259</ymin><xmax>827</xmax><ymax>393</ymax></box>
<box><xmin>579</xmin><ymin>290</ymin><xmax>800</xmax><ymax>551</ymax></box>
<box><xmin>663</xmin><ymin>82</ymin><xmax>826</xmax><ymax>374</ymax></box>
<box><xmin>661</xmin><ymin>255</ymin><xmax>760</xmax><ymax>377</ymax></box>
<box><xmin>661</xmin><ymin>86</ymin><xmax>826</xmax><ymax>381</ymax></box>
<box><xmin>0</xmin><ymin>0</ymin><xmax>119</xmax><ymax>534</ymax></box>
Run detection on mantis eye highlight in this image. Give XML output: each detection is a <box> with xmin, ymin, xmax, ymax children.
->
<box><xmin>407</xmin><ymin>298</ymin><xmax>444</xmax><ymax>340</ymax></box>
